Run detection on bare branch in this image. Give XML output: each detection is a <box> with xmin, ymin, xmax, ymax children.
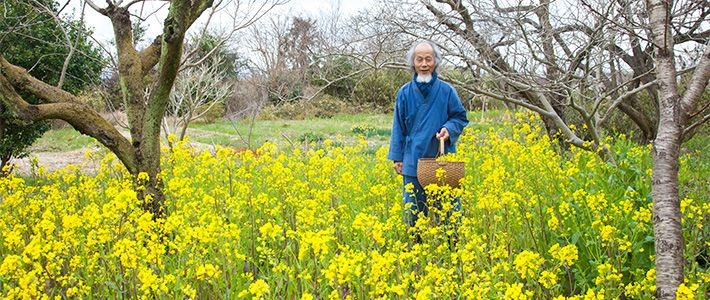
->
<box><xmin>182</xmin><ymin>0</ymin><xmax>287</xmax><ymax>68</ymax></box>
<box><xmin>0</xmin><ymin>58</ymin><xmax>137</xmax><ymax>172</ymax></box>
<box><xmin>683</xmin><ymin>113</ymin><xmax>710</xmax><ymax>137</ymax></box>
<box><xmin>84</xmin><ymin>0</ymin><xmax>108</xmax><ymax>15</ymax></box>
<box><xmin>28</xmin><ymin>0</ymin><xmax>78</xmax><ymax>89</ymax></box>
<box><xmin>165</xmin><ymin>55</ymin><xmax>234</xmax><ymax>140</ymax></box>
<box><xmin>680</xmin><ymin>41</ymin><xmax>710</xmax><ymax>114</ymax></box>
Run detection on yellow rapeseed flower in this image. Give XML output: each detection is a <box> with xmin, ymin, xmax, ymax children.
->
<box><xmin>594</xmin><ymin>263</ymin><xmax>622</xmax><ymax>285</ymax></box>
<box><xmin>547</xmin><ymin>208</ymin><xmax>560</xmax><ymax>231</ymax></box>
<box><xmin>259</xmin><ymin>222</ymin><xmax>283</xmax><ymax>241</ymax></box>
<box><xmin>4</xmin><ymin>225</ymin><xmax>25</xmax><ymax>251</ymax></box>
<box><xmin>583</xmin><ymin>288</ymin><xmax>604</xmax><ymax>300</ymax></box>
<box><xmin>514</xmin><ymin>250</ymin><xmax>544</xmax><ymax>280</ymax></box>
<box><xmin>415</xmin><ymin>286</ymin><xmax>433</xmax><ymax>300</ymax></box>
<box><xmin>558</xmin><ymin>201</ymin><xmax>574</xmax><ymax>218</ymax></box>
<box><xmin>538</xmin><ymin>270</ymin><xmax>558</xmax><ymax>289</ymax></box>
<box><xmin>676</xmin><ymin>282</ymin><xmax>699</xmax><ymax>300</ymax></box>
<box><xmin>504</xmin><ymin>282</ymin><xmax>532</xmax><ymax>300</ymax></box>
<box><xmin>195</xmin><ymin>263</ymin><xmax>222</xmax><ymax>281</ymax></box>
<box><xmin>586</xmin><ymin>193</ymin><xmax>608</xmax><ymax>212</ymax></box>
<box><xmin>137</xmin><ymin>267</ymin><xmax>159</xmax><ymax>294</ymax></box>
<box><xmin>248</xmin><ymin>279</ymin><xmax>270</xmax><ymax>298</ymax></box>
<box><xmin>0</xmin><ymin>254</ymin><xmax>22</xmax><ymax>276</ymax></box>
<box><xmin>600</xmin><ymin>225</ymin><xmax>616</xmax><ymax>244</ymax></box>
<box><xmin>549</xmin><ymin>243</ymin><xmax>578</xmax><ymax>266</ymax></box>
<box><xmin>300</xmin><ymin>293</ymin><xmax>314</xmax><ymax>300</ymax></box>
<box><xmin>298</xmin><ymin>229</ymin><xmax>334</xmax><ymax>260</ymax></box>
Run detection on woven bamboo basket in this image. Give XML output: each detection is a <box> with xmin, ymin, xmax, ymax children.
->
<box><xmin>417</xmin><ymin>138</ymin><xmax>465</xmax><ymax>188</ymax></box>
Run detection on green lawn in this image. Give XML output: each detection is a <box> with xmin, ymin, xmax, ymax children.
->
<box><xmin>28</xmin><ymin>125</ymin><xmax>100</xmax><ymax>152</ymax></box>
<box><xmin>29</xmin><ymin>110</ymin><xmax>512</xmax><ymax>152</ymax></box>
<box><xmin>188</xmin><ymin>113</ymin><xmax>394</xmax><ymax>148</ymax></box>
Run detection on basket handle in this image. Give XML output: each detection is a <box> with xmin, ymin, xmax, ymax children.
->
<box><xmin>438</xmin><ymin>138</ymin><xmax>445</xmax><ymax>157</ymax></box>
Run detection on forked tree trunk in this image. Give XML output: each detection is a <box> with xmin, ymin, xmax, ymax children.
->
<box><xmin>0</xmin><ymin>0</ymin><xmax>214</xmax><ymax>219</ymax></box>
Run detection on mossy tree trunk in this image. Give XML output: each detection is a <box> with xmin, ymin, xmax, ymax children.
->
<box><xmin>0</xmin><ymin>0</ymin><xmax>214</xmax><ymax>218</ymax></box>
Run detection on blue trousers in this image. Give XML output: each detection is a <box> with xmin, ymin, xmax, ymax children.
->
<box><xmin>402</xmin><ymin>175</ymin><xmax>461</xmax><ymax>227</ymax></box>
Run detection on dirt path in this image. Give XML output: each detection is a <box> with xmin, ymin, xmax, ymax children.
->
<box><xmin>12</xmin><ymin>147</ymin><xmax>102</xmax><ymax>176</ymax></box>
<box><xmin>11</xmin><ymin>139</ymin><xmax>220</xmax><ymax>176</ymax></box>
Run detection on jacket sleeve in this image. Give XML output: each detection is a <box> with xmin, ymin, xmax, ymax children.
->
<box><xmin>442</xmin><ymin>89</ymin><xmax>469</xmax><ymax>145</ymax></box>
<box><xmin>387</xmin><ymin>91</ymin><xmax>406</xmax><ymax>162</ymax></box>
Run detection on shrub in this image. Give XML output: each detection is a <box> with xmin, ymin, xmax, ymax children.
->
<box><xmin>351</xmin><ymin>124</ymin><xmax>377</xmax><ymax>137</ymax></box>
<box><xmin>296</xmin><ymin>132</ymin><xmax>325</xmax><ymax>143</ymax></box>
<box><xmin>197</xmin><ymin>102</ymin><xmax>226</xmax><ymax>124</ymax></box>
<box><xmin>257</xmin><ymin>94</ymin><xmax>349</xmax><ymax>120</ymax></box>
<box><xmin>307</xmin><ymin>94</ymin><xmax>348</xmax><ymax>118</ymax></box>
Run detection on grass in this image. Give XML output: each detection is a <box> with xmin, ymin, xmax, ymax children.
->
<box><xmin>188</xmin><ymin>109</ymin><xmax>515</xmax><ymax>149</ymax></box>
<box><xmin>28</xmin><ymin>126</ymin><xmax>100</xmax><ymax>152</ymax></box>
<box><xmin>27</xmin><ymin>109</ymin><xmax>708</xmax><ymax>157</ymax></box>
<box><xmin>27</xmin><ymin>110</ymin><xmax>513</xmax><ymax>153</ymax></box>
<box><xmin>189</xmin><ymin>113</ymin><xmax>394</xmax><ymax>148</ymax></box>
<box><xmin>42</xmin><ymin>109</ymin><xmax>710</xmax><ymax>154</ymax></box>
<box><xmin>26</xmin><ymin>113</ymin><xmax>397</xmax><ymax>152</ymax></box>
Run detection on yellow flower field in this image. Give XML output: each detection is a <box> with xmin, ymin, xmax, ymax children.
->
<box><xmin>1</xmin><ymin>113</ymin><xmax>708</xmax><ymax>299</ymax></box>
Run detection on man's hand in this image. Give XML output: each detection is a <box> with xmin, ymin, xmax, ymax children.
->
<box><xmin>436</xmin><ymin>127</ymin><xmax>450</xmax><ymax>141</ymax></box>
<box><xmin>393</xmin><ymin>161</ymin><xmax>403</xmax><ymax>175</ymax></box>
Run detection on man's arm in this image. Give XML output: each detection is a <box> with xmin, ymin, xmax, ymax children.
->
<box><xmin>387</xmin><ymin>93</ymin><xmax>406</xmax><ymax>162</ymax></box>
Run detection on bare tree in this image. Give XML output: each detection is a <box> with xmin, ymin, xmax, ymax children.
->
<box><xmin>244</xmin><ymin>4</ymin><xmax>409</xmax><ymax>108</ymax></box>
<box><xmin>373</xmin><ymin>1</ymin><xmax>585</xmax><ymax>154</ymax></box>
<box><xmin>227</xmin><ymin>75</ymin><xmax>269</xmax><ymax>148</ymax></box>
<box><xmin>374</xmin><ymin>0</ymin><xmax>706</xmax><ymax>160</ymax></box>
<box><xmin>245</xmin><ymin>15</ymin><xmax>323</xmax><ymax>103</ymax></box>
<box><xmin>305</xmin><ymin>3</ymin><xmax>411</xmax><ymax>108</ymax></box>
<box><xmin>0</xmin><ymin>0</ymin><xmax>283</xmax><ymax>218</ymax></box>
<box><xmin>646</xmin><ymin>0</ymin><xmax>710</xmax><ymax>298</ymax></box>
<box><xmin>163</xmin><ymin>54</ymin><xmax>233</xmax><ymax>142</ymax></box>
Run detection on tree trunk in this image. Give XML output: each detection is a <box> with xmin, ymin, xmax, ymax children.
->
<box><xmin>646</xmin><ymin>0</ymin><xmax>687</xmax><ymax>298</ymax></box>
<box><xmin>539</xmin><ymin>97</ymin><xmax>569</xmax><ymax>149</ymax></box>
<box><xmin>651</xmin><ymin>108</ymin><xmax>685</xmax><ymax>299</ymax></box>
<box><xmin>617</xmin><ymin>99</ymin><xmax>656</xmax><ymax>144</ymax></box>
<box><xmin>535</xmin><ymin>0</ymin><xmax>568</xmax><ymax>149</ymax></box>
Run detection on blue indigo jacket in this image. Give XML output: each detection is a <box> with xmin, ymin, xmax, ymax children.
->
<box><xmin>388</xmin><ymin>76</ymin><xmax>469</xmax><ymax>177</ymax></box>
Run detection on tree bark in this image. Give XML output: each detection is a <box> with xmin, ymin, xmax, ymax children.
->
<box><xmin>651</xmin><ymin>98</ymin><xmax>685</xmax><ymax>300</ymax></box>
<box><xmin>646</xmin><ymin>0</ymin><xmax>710</xmax><ymax>298</ymax></box>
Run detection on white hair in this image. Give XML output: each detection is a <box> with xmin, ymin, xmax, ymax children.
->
<box><xmin>406</xmin><ymin>40</ymin><xmax>442</xmax><ymax>72</ymax></box>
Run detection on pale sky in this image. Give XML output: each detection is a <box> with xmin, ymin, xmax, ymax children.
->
<box><xmin>66</xmin><ymin>0</ymin><xmax>372</xmax><ymax>44</ymax></box>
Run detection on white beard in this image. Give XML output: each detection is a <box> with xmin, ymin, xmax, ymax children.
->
<box><xmin>416</xmin><ymin>73</ymin><xmax>432</xmax><ymax>83</ymax></box>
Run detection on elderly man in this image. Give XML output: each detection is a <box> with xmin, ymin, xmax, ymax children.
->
<box><xmin>388</xmin><ymin>40</ymin><xmax>469</xmax><ymax>235</ymax></box>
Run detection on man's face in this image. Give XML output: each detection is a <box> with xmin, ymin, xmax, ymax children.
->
<box><xmin>413</xmin><ymin>44</ymin><xmax>435</xmax><ymax>77</ymax></box>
